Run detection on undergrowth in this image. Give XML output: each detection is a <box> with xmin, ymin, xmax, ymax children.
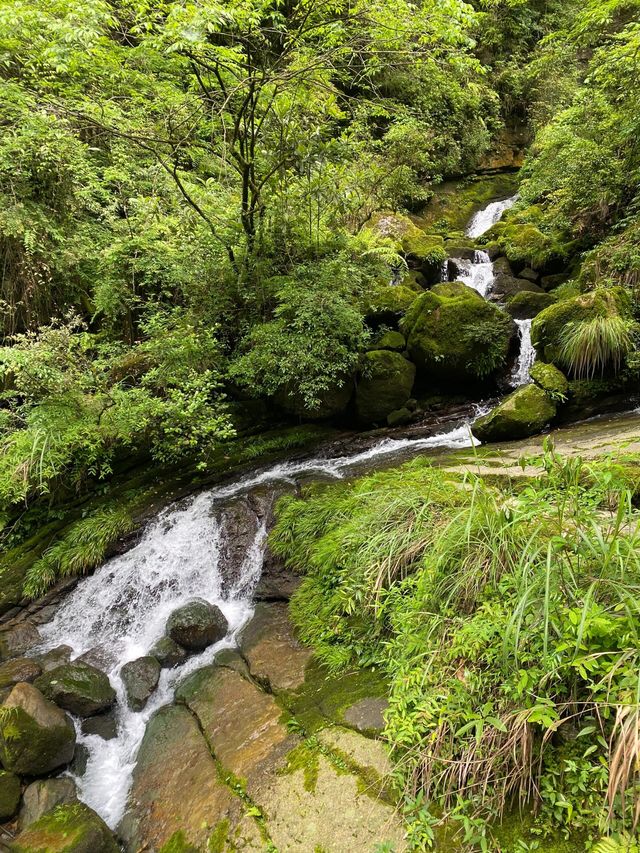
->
<box><xmin>270</xmin><ymin>443</ymin><xmax>640</xmax><ymax>850</ymax></box>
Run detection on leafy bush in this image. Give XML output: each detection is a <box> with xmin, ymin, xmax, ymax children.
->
<box><xmin>559</xmin><ymin>315</ymin><xmax>635</xmax><ymax>379</ymax></box>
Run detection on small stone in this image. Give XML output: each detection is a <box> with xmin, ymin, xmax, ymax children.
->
<box><xmin>0</xmin><ymin>770</ymin><xmax>21</xmax><ymax>821</ymax></box>
<box><xmin>0</xmin><ymin>683</ymin><xmax>76</xmax><ymax>775</ymax></box>
<box><xmin>34</xmin><ymin>661</ymin><xmax>116</xmax><ymax>717</ymax></box>
<box><xmin>342</xmin><ymin>697</ymin><xmax>389</xmax><ymax>736</ymax></box>
<box><xmin>166</xmin><ymin>599</ymin><xmax>228</xmax><ymax>652</ymax></box>
<box><xmin>11</xmin><ymin>802</ymin><xmax>119</xmax><ymax>853</ymax></box>
<box><xmin>120</xmin><ymin>657</ymin><xmax>160</xmax><ymax>711</ymax></box>
<box><xmin>149</xmin><ymin>636</ymin><xmax>187</xmax><ymax>669</ymax></box>
<box><xmin>19</xmin><ymin>777</ymin><xmax>78</xmax><ymax>829</ymax></box>
<box><xmin>0</xmin><ymin>657</ymin><xmax>42</xmax><ymax>689</ymax></box>
<box><xmin>81</xmin><ymin>710</ymin><xmax>118</xmax><ymax>740</ymax></box>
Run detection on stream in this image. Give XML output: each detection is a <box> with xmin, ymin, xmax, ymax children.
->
<box><xmin>35</xmin><ymin>194</ymin><xmax>523</xmax><ymax>832</ymax></box>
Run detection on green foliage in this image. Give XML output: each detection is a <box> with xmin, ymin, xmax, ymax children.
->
<box><xmin>272</xmin><ymin>446</ymin><xmax>640</xmax><ymax>847</ymax></box>
<box><xmin>559</xmin><ymin>315</ymin><xmax>635</xmax><ymax>379</ymax></box>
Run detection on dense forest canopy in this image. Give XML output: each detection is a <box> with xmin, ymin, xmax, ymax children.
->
<box><xmin>0</xmin><ymin>0</ymin><xmax>638</xmax><ymax>532</ymax></box>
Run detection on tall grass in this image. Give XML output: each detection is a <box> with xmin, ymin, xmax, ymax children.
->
<box><xmin>559</xmin><ymin>314</ymin><xmax>634</xmax><ymax>379</ymax></box>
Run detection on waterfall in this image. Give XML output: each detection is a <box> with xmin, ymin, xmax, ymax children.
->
<box><xmin>447</xmin><ymin>250</ymin><xmax>495</xmax><ymax>297</ymax></box>
<box><xmin>465</xmin><ymin>194</ymin><xmax>519</xmax><ymax>239</ymax></box>
<box><xmin>511</xmin><ymin>319</ymin><xmax>536</xmax><ymax>386</ymax></box>
<box><xmin>37</xmin><ymin>415</ymin><xmax>488</xmax><ymax>830</ymax></box>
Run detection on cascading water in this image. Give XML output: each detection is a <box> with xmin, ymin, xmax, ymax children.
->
<box><xmin>511</xmin><ymin>319</ymin><xmax>536</xmax><ymax>387</ymax></box>
<box><xmin>37</xmin><ymin>415</ymin><xmax>487</xmax><ymax>830</ymax></box>
<box><xmin>448</xmin><ymin>250</ymin><xmax>494</xmax><ymax>297</ymax></box>
<box><xmin>465</xmin><ymin>194</ymin><xmax>519</xmax><ymax>239</ymax></box>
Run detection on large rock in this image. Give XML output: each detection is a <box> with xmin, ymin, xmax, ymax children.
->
<box><xmin>35</xmin><ymin>661</ymin><xmax>115</xmax><ymax>717</ymax></box>
<box><xmin>119</xmin><ymin>705</ymin><xmax>252</xmax><ymax>852</ymax></box>
<box><xmin>491</xmin><ymin>273</ymin><xmax>544</xmax><ymax>300</ymax></box>
<box><xmin>401</xmin><ymin>282</ymin><xmax>513</xmax><ymax>384</ymax></box>
<box><xmin>367</xmin><ymin>212</ymin><xmax>446</xmax><ymax>282</ymax></box>
<box><xmin>0</xmin><ymin>683</ymin><xmax>76</xmax><ymax>775</ymax></box>
<box><xmin>120</xmin><ymin>657</ymin><xmax>160</xmax><ymax>712</ymax></box>
<box><xmin>239</xmin><ymin>603</ymin><xmax>313</xmax><ymax>693</ymax></box>
<box><xmin>472</xmin><ymin>384</ymin><xmax>556</xmax><ymax>443</ymax></box>
<box><xmin>148</xmin><ymin>636</ymin><xmax>186</xmax><ymax>669</ymax></box>
<box><xmin>18</xmin><ymin>778</ymin><xmax>78</xmax><ymax>830</ymax></box>
<box><xmin>355</xmin><ymin>350</ymin><xmax>415</xmax><ymax>424</ymax></box>
<box><xmin>372</xmin><ymin>330</ymin><xmax>406</xmax><ymax>352</ymax></box>
<box><xmin>506</xmin><ymin>290</ymin><xmax>557</xmax><ymax>320</ymax></box>
<box><xmin>530</xmin><ymin>362</ymin><xmax>569</xmax><ymax>400</ymax></box>
<box><xmin>0</xmin><ymin>622</ymin><xmax>41</xmax><ymax>662</ymax></box>
<box><xmin>166</xmin><ymin>599</ymin><xmax>228</xmax><ymax>652</ymax></box>
<box><xmin>0</xmin><ymin>657</ymin><xmax>42</xmax><ymax>689</ymax></box>
<box><xmin>362</xmin><ymin>284</ymin><xmax>419</xmax><ymax>325</ymax></box>
<box><xmin>0</xmin><ymin>770</ymin><xmax>20</xmax><ymax>821</ymax></box>
<box><xmin>10</xmin><ymin>802</ymin><xmax>118</xmax><ymax>853</ymax></box>
<box><xmin>531</xmin><ymin>288</ymin><xmax>630</xmax><ymax>364</ymax></box>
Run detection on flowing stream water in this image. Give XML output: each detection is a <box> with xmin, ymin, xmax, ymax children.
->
<box><xmin>37</xmin><ymin>417</ymin><xmax>486</xmax><ymax>829</ymax></box>
<box><xmin>511</xmin><ymin>319</ymin><xmax>536</xmax><ymax>386</ymax></box>
<box><xmin>34</xmin><ymin>193</ymin><xmax>526</xmax><ymax>831</ymax></box>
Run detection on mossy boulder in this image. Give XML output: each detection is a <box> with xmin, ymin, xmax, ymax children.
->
<box><xmin>0</xmin><ymin>770</ymin><xmax>20</xmax><ymax>820</ymax></box>
<box><xmin>489</xmin><ymin>213</ymin><xmax>572</xmax><ymax>273</ymax></box>
<box><xmin>530</xmin><ymin>362</ymin><xmax>569</xmax><ymax>400</ymax></box>
<box><xmin>400</xmin><ymin>282</ymin><xmax>513</xmax><ymax>384</ymax></box>
<box><xmin>368</xmin><ymin>212</ymin><xmax>446</xmax><ymax>281</ymax></box>
<box><xmin>149</xmin><ymin>636</ymin><xmax>187</xmax><ymax>669</ymax></box>
<box><xmin>531</xmin><ymin>289</ymin><xmax>630</xmax><ymax>364</ymax></box>
<box><xmin>10</xmin><ymin>802</ymin><xmax>119</xmax><ymax>853</ymax></box>
<box><xmin>472</xmin><ymin>384</ymin><xmax>556</xmax><ymax>443</ymax></box>
<box><xmin>506</xmin><ymin>290</ymin><xmax>557</xmax><ymax>320</ymax></box>
<box><xmin>363</xmin><ymin>284</ymin><xmax>419</xmax><ymax>325</ymax></box>
<box><xmin>0</xmin><ymin>683</ymin><xmax>76</xmax><ymax>775</ymax></box>
<box><xmin>120</xmin><ymin>656</ymin><xmax>160</xmax><ymax>712</ymax></box>
<box><xmin>491</xmin><ymin>274</ymin><xmax>543</xmax><ymax>300</ymax></box>
<box><xmin>34</xmin><ymin>662</ymin><xmax>115</xmax><ymax>718</ymax></box>
<box><xmin>355</xmin><ymin>350</ymin><xmax>416</xmax><ymax>424</ymax></box>
<box><xmin>19</xmin><ymin>778</ymin><xmax>78</xmax><ymax>830</ymax></box>
<box><xmin>166</xmin><ymin>599</ymin><xmax>228</xmax><ymax>652</ymax></box>
<box><xmin>372</xmin><ymin>330</ymin><xmax>406</xmax><ymax>352</ymax></box>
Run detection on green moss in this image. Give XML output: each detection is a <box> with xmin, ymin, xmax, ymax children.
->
<box><xmin>207</xmin><ymin>820</ymin><xmax>230</xmax><ymax>853</ymax></box>
<box><xmin>0</xmin><ymin>704</ymin><xmax>75</xmax><ymax>776</ymax></box>
<box><xmin>531</xmin><ymin>289</ymin><xmax>630</xmax><ymax>364</ymax></box>
<box><xmin>530</xmin><ymin>362</ymin><xmax>569</xmax><ymax>401</ymax></box>
<box><xmin>367</xmin><ymin>213</ymin><xmax>445</xmax><ymax>264</ymax></box>
<box><xmin>363</xmin><ymin>284</ymin><xmax>419</xmax><ymax>323</ymax></box>
<box><xmin>0</xmin><ymin>769</ymin><xmax>20</xmax><ymax>821</ymax></box>
<box><xmin>34</xmin><ymin>661</ymin><xmax>115</xmax><ymax>717</ymax></box>
<box><xmin>372</xmin><ymin>330</ymin><xmax>406</xmax><ymax>352</ymax></box>
<box><xmin>400</xmin><ymin>283</ymin><xmax>513</xmax><ymax>382</ymax></box>
<box><xmin>159</xmin><ymin>830</ymin><xmax>200</xmax><ymax>853</ymax></box>
<box><xmin>415</xmin><ymin>172</ymin><xmax>520</xmax><ymax>235</ymax></box>
<box><xmin>356</xmin><ymin>350</ymin><xmax>415</xmax><ymax>424</ymax></box>
<box><xmin>280</xmin><ymin>740</ymin><xmax>321</xmax><ymax>792</ymax></box>
<box><xmin>506</xmin><ymin>290</ymin><xmax>557</xmax><ymax>319</ymax></box>
<box><xmin>10</xmin><ymin>803</ymin><xmax>119</xmax><ymax>853</ymax></box>
<box><xmin>472</xmin><ymin>384</ymin><xmax>557</xmax><ymax>443</ymax></box>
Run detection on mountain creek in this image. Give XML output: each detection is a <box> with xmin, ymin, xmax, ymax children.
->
<box><xmin>0</xmin><ymin>193</ymin><xmax>638</xmax><ymax>853</ymax></box>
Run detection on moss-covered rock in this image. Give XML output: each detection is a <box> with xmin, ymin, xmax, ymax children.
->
<box><xmin>149</xmin><ymin>636</ymin><xmax>187</xmax><ymax>669</ymax></box>
<box><xmin>530</xmin><ymin>362</ymin><xmax>569</xmax><ymax>400</ymax></box>
<box><xmin>506</xmin><ymin>290</ymin><xmax>557</xmax><ymax>320</ymax></box>
<box><xmin>472</xmin><ymin>384</ymin><xmax>556</xmax><ymax>443</ymax></box>
<box><xmin>34</xmin><ymin>661</ymin><xmax>115</xmax><ymax>718</ymax></box>
<box><xmin>0</xmin><ymin>770</ymin><xmax>20</xmax><ymax>821</ymax></box>
<box><xmin>368</xmin><ymin>212</ymin><xmax>446</xmax><ymax>281</ymax></box>
<box><xmin>0</xmin><ymin>657</ymin><xmax>42</xmax><ymax>689</ymax></box>
<box><xmin>355</xmin><ymin>350</ymin><xmax>416</xmax><ymax>424</ymax></box>
<box><xmin>120</xmin><ymin>656</ymin><xmax>160</xmax><ymax>712</ymax></box>
<box><xmin>10</xmin><ymin>802</ymin><xmax>119</xmax><ymax>853</ymax></box>
<box><xmin>491</xmin><ymin>274</ymin><xmax>544</xmax><ymax>300</ymax></box>
<box><xmin>415</xmin><ymin>172</ymin><xmax>520</xmax><ymax>234</ymax></box>
<box><xmin>166</xmin><ymin>599</ymin><xmax>228</xmax><ymax>652</ymax></box>
<box><xmin>0</xmin><ymin>683</ymin><xmax>76</xmax><ymax>775</ymax></box>
<box><xmin>400</xmin><ymin>282</ymin><xmax>513</xmax><ymax>384</ymax></box>
<box><xmin>531</xmin><ymin>289</ymin><xmax>630</xmax><ymax>364</ymax></box>
<box><xmin>275</xmin><ymin>377</ymin><xmax>354</xmax><ymax>420</ymax></box>
<box><xmin>18</xmin><ymin>778</ymin><xmax>78</xmax><ymax>831</ymax></box>
<box><xmin>362</xmin><ymin>284</ymin><xmax>419</xmax><ymax>325</ymax></box>
<box><xmin>371</xmin><ymin>330</ymin><xmax>406</xmax><ymax>352</ymax></box>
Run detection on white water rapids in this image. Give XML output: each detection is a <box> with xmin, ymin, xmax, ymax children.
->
<box><xmin>511</xmin><ymin>319</ymin><xmax>536</xmax><ymax>387</ymax></box>
<box><xmin>466</xmin><ymin>194</ymin><xmax>519</xmax><ymax>239</ymax></box>
<box><xmin>37</xmin><ymin>416</ymin><xmax>485</xmax><ymax>829</ymax></box>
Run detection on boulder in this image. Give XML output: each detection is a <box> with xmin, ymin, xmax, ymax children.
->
<box><xmin>368</xmin><ymin>212</ymin><xmax>446</xmax><ymax>282</ymax></box>
<box><xmin>355</xmin><ymin>350</ymin><xmax>415</xmax><ymax>424</ymax></box>
<box><xmin>0</xmin><ymin>770</ymin><xmax>20</xmax><ymax>821</ymax></box>
<box><xmin>120</xmin><ymin>657</ymin><xmax>160</xmax><ymax>712</ymax></box>
<box><xmin>148</xmin><ymin>636</ymin><xmax>187</xmax><ymax>670</ymax></box>
<box><xmin>81</xmin><ymin>711</ymin><xmax>118</xmax><ymax>740</ymax></box>
<box><xmin>10</xmin><ymin>802</ymin><xmax>119</xmax><ymax>853</ymax></box>
<box><xmin>401</xmin><ymin>282</ymin><xmax>513</xmax><ymax>384</ymax></box>
<box><xmin>472</xmin><ymin>384</ymin><xmax>556</xmax><ymax>443</ymax></box>
<box><xmin>0</xmin><ymin>623</ymin><xmax>41</xmax><ymax>662</ymax></box>
<box><xmin>363</xmin><ymin>284</ymin><xmax>419</xmax><ymax>325</ymax></box>
<box><xmin>0</xmin><ymin>683</ymin><xmax>76</xmax><ymax>775</ymax></box>
<box><xmin>372</xmin><ymin>330</ymin><xmax>406</xmax><ymax>352</ymax></box>
<box><xmin>531</xmin><ymin>289</ymin><xmax>630</xmax><ymax>364</ymax></box>
<box><xmin>387</xmin><ymin>407</ymin><xmax>413</xmax><ymax>427</ymax></box>
<box><xmin>491</xmin><ymin>273</ymin><xmax>543</xmax><ymax>300</ymax></box>
<box><xmin>166</xmin><ymin>599</ymin><xmax>228</xmax><ymax>652</ymax></box>
<box><xmin>239</xmin><ymin>603</ymin><xmax>313</xmax><ymax>693</ymax></box>
<box><xmin>530</xmin><ymin>362</ymin><xmax>569</xmax><ymax>400</ymax></box>
<box><xmin>540</xmin><ymin>273</ymin><xmax>568</xmax><ymax>292</ymax></box>
<box><xmin>35</xmin><ymin>646</ymin><xmax>72</xmax><ymax>673</ymax></box>
<box><xmin>492</xmin><ymin>256</ymin><xmax>513</xmax><ymax>276</ymax></box>
<box><xmin>0</xmin><ymin>657</ymin><xmax>42</xmax><ymax>689</ymax></box>
<box><xmin>34</xmin><ymin>661</ymin><xmax>115</xmax><ymax>718</ymax></box>
<box><xmin>519</xmin><ymin>267</ymin><xmax>540</xmax><ymax>283</ymax></box>
<box><xmin>505</xmin><ymin>290</ymin><xmax>556</xmax><ymax>320</ymax></box>
<box><xmin>18</xmin><ymin>778</ymin><xmax>78</xmax><ymax>830</ymax></box>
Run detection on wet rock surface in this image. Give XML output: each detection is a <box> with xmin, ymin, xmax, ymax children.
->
<box><xmin>239</xmin><ymin>602</ymin><xmax>313</xmax><ymax>692</ymax></box>
<box><xmin>18</xmin><ymin>777</ymin><xmax>78</xmax><ymax>830</ymax></box>
<box><xmin>11</xmin><ymin>802</ymin><xmax>119</xmax><ymax>853</ymax></box>
<box><xmin>0</xmin><ymin>657</ymin><xmax>42</xmax><ymax>689</ymax></box>
<box><xmin>0</xmin><ymin>770</ymin><xmax>21</xmax><ymax>821</ymax></box>
<box><xmin>34</xmin><ymin>660</ymin><xmax>116</xmax><ymax>717</ymax></box>
<box><xmin>148</xmin><ymin>635</ymin><xmax>187</xmax><ymax>669</ymax></box>
<box><xmin>166</xmin><ymin>598</ymin><xmax>228</xmax><ymax>651</ymax></box>
<box><xmin>120</xmin><ymin>656</ymin><xmax>160</xmax><ymax>711</ymax></box>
